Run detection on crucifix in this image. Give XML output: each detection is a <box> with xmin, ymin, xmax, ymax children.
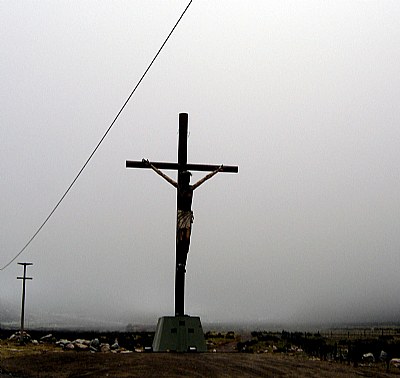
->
<box><xmin>126</xmin><ymin>113</ymin><xmax>238</xmax><ymax>318</ymax></box>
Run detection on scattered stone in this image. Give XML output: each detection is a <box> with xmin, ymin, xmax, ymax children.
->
<box><xmin>111</xmin><ymin>339</ymin><xmax>119</xmax><ymax>350</ymax></box>
<box><xmin>65</xmin><ymin>343</ymin><xmax>75</xmax><ymax>350</ymax></box>
<box><xmin>362</xmin><ymin>352</ymin><xmax>375</xmax><ymax>363</ymax></box>
<box><xmin>100</xmin><ymin>343</ymin><xmax>111</xmax><ymax>353</ymax></box>
<box><xmin>74</xmin><ymin>342</ymin><xmax>89</xmax><ymax>351</ymax></box>
<box><xmin>9</xmin><ymin>334</ymin><xmax>17</xmax><ymax>340</ymax></box>
<box><xmin>56</xmin><ymin>339</ymin><xmax>70</xmax><ymax>348</ymax></box>
<box><xmin>90</xmin><ymin>338</ymin><xmax>100</xmax><ymax>348</ymax></box>
<box><xmin>9</xmin><ymin>331</ymin><xmax>32</xmax><ymax>343</ymax></box>
<box><xmin>380</xmin><ymin>350</ymin><xmax>388</xmax><ymax>361</ymax></box>
<box><xmin>4</xmin><ymin>333</ymin><xmax>134</xmax><ymax>354</ymax></box>
<box><xmin>390</xmin><ymin>358</ymin><xmax>400</xmax><ymax>368</ymax></box>
<box><xmin>40</xmin><ymin>334</ymin><xmax>53</xmax><ymax>341</ymax></box>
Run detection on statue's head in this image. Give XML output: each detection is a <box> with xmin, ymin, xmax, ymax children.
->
<box><xmin>180</xmin><ymin>171</ymin><xmax>191</xmax><ymax>187</ymax></box>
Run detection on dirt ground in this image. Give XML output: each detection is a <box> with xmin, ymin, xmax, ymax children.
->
<box><xmin>1</xmin><ymin>344</ymin><xmax>400</xmax><ymax>378</ymax></box>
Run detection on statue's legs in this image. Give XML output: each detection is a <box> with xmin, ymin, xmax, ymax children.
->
<box><xmin>175</xmin><ymin>237</ymin><xmax>190</xmax><ymax>316</ymax></box>
<box><xmin>175</xmin><ymin>209</ymin><xmax>192</xmax><ymax>316</ymax></box>
<box><xmin>175</xmin><ymin>240</ymin><xmax>189</xmax><ymax>316</ymax></box>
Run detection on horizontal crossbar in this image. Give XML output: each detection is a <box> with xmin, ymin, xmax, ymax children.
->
<box><xmin>126</xmin><ymin>160</ymin><xmax>238</xmax><ymax>173</ymax></box>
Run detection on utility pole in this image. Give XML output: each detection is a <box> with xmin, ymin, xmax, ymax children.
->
<box><xmin>17</xmin><ymin>262</ymin><xmax>33</xmax><ymax>343</ymax></box>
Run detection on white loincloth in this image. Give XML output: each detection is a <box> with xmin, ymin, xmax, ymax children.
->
<box><xmin>177</xmin><ymin>210</ymin><xmax>194</xmax><ymax>229</ymax></box>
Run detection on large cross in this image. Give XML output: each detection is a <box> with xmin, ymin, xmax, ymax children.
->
<box><xmin>126</xmin><ymin>113</ymin><xmax>238</xmax><ymax>316</ymax></box>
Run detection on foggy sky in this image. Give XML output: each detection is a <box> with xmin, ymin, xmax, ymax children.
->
<box><xmin>1</xmin><ymin>1</ymin><xmax>400</xmax><ymax>328</ymax></box>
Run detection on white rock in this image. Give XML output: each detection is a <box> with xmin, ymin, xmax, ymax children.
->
<box><xmin>100</xmin><ymin>344</ymin><xmax>111</xmax><ymax>353</ymax></box>
<box><xmin>74</xmin><ymin>342</ymin><xmax>89</xmax><ymax>351</ymax></box>
<box><xmin>40</xmin><ymin>334</ymin><xmax>53</xmax><ymax>341</ymax></box>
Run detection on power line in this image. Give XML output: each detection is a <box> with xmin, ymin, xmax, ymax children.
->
<box><xmin>1</xmin><ymin>0</ymin><xmax>193</xmax><ymax>271</ymax></box>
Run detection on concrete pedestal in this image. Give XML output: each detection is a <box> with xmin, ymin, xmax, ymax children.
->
<box><xmin>152</xmin><ymin>315</ymin><xmax>207</xmax><ymax>352</ymax></box>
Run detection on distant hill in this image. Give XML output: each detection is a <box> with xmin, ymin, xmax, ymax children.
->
<box><xmin>0</xmin><ymin>303</ymin><xmax>153</xmax><ymax>331</ymax></box>
<box><xmin>0</xmin><ymin>299</ymin><xmax>19</xmax><ymax>323</ymax></box>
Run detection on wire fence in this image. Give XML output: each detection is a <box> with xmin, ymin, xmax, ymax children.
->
<box><xmin>319</xmin><ymin>328</ymin><xmax>400</xmax><ymax>340</ymax></box>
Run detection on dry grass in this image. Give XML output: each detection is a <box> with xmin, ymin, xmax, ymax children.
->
<box><xmin>1</xmin><ymin>340</ymin><xmax>400</xmax><ymax>377</ymax></box>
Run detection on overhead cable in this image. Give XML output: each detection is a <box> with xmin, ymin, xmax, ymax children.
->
<box><xmin>1</xmin><ymin>0</ymin><xmax>193</xmax><ymax>271</ymax></box>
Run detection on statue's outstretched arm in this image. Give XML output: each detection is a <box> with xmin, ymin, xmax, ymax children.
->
<box><xmin>142</xmin><ymin>159</ymin><xmax>178</xmax><ymax>188</ymax></box>
<box><xmin>192</xmin><ymin>165</ymin><xmax>223</xmax><ymax>190</ymax></box>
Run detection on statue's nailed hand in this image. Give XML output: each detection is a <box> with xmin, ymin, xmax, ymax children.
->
<box><xmin>142</xmin><ymin>158</ymin><xmax>150</xmax><ymax>166</ymax></box>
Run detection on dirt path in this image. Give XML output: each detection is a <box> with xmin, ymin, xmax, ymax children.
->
<box><xmin>1</xmin><ymin>349</ymin><xmax>400</xmax><ymax>377</ymax></box>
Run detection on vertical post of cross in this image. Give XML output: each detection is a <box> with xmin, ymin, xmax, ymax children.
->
<box><xmin>17</xmin><ymin>262</ymin><xmax>33</xmax><ymax>344</ymax></box>
<box><xmin>175</xmin><ymin>113</ymin><xmax>188</xmax><ymax>316</ymax></box>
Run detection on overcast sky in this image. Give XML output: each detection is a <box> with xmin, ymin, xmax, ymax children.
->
<box><xmin>1</xmin><ymin>1</ymin><xmax>400</xmax><ymax>328</ymax></box>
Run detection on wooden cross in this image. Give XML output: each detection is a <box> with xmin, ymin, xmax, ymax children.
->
<box><xmin>126</xmin><ymin>113</ymin><xmax>238</xmax><ymax>316</ymax></box>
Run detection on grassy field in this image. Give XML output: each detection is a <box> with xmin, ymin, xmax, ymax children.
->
<box><xmin>1</xmin><ymin>342</ymin><xmax>399</xmax><ymax>377</ymax></box>
<box><xmin>1</xmin><ymin>328</ymin><xmax>400</xmax><ymax>377</ymax></box>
